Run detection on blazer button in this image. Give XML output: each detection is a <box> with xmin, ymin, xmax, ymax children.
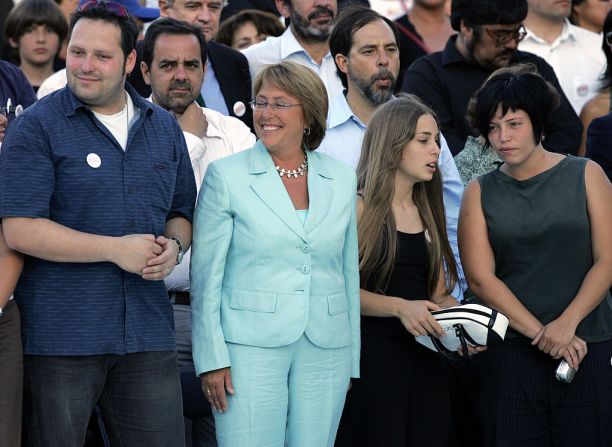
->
<box><xmin>301</xmin><ymin>244</ymin><xmax>311</xmax><ymax>253</ymax></box>
<box><xmin>300</xmin><ymin>265</ymin><xmax>311</xmax><ymax>275</ymax></box>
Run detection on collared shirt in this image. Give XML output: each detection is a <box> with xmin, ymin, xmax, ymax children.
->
<box><xmin>520</xmin><ymin>20</ymin><xmax>605</xmax><ymax>114</ymax></box>
<box><xmin>0</xmin><ymin>84</ymin><xmax>196</xmax><ymax>356</ymax></box>
<box><xmin>242</xmin><ymin>26</ymin><xmax>343</xmax><ymax>101</ymax></box>
<box><xmin>163</xmin><ymin>105</ymin><xmax>256</xmax><ymax>291</ymax></box>
<box><xmin>402</xmin><ymin>36</ymin><xmax>582</xmax><ymax>156</ymax></box>
<box><xmin>202</xmin><ymin>59</ymin><xmax>230</xmax><ymax>116</ymax></box>
<box><xmin>318</xmin><ymin>93</ymin><xmax>467</xmax><ymax>298</ymax></box>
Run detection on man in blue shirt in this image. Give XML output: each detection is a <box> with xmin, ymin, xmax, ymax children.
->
<box><xmin>318</xmin><ymin>6</ymin><xmax>466</xmax><ymax>297</ymax></box>
<box><xmin>0</xmin><ymin>3</ymin><xmax>196</xmax><ymax>446</ymax></box>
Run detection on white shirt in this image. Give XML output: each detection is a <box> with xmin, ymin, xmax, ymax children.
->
<box><xmin>519</xmin><ymin>20</ymin><xmax>605</xmax><ymax>114</ymax></box>
<box><xmin>318</xmin><ymin>93</ymin><xmax>467</xmax><ymax>298</ymax></box>
<box><xmin>242</xmin><ymin>26</ymin><xmax>343</xmax><ymax>101</ymax></box>
<box><xmin>37</xmin><ymin>68</ymin><xmax>67</xmax><ymax>99</ymax></box>
<box><xmin>162</xmin><ymin>104</ymin><xmax>256</xmax><ymax>291</ymax></box>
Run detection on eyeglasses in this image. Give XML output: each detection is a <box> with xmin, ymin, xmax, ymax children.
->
<box><xmin>484</xmin><ymin>25</ymin><xmax>528</xmax><ymax>47</ymax></box>
<box><xmin>249</xmin><ymin>100</ymin><xmax>302</xmax><ymax>111</ymax></box>
<box><xmin>606</xmin><ymin>31</ymin><xmax>612</xmax><ymax>47</ymax></box>
<box><xmin>77</xmin><ymin>0</ymin><xmax>129</xmax><ymax>17</ymax></box>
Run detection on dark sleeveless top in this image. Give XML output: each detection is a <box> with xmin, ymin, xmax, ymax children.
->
<box><xmin>362</xmin><ymin>231</ymin><xmax>430</xmax><ymax>335</ymax></box>
<box><xmin>479</xmin><ymin>156</ymin><xmax>612</xmax><ymax>342</ymax></box>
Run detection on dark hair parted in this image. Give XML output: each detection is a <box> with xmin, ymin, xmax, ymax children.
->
<box><xmin>357</xmin><ymin>94</ymin><xmax>458</xmax><ymax>296</ymax></box>
<box><xmin>329</xmin><ymin>6</ymin><xmax>399</xmax><ymax>90</ymax></box>
<box><xmin>142</xmin><ymin>18</ymin><xmax>207</xmax><ymax>69</ymax></box>
<box><xmin>70</xmin><ymin>3</ymin><xmax>138</xmax><ymax>60</ymax></box>
<box><xmin>215</xmin><ymin>9</ymin><xmax>284</xmax><ymax>48</ymax></box>
<box><xmin>252</xmin><ymin>62</ymin><xmax>328</xmax><ymax>150</ymax></box>
<box><xmin>6</xmin><ymin>0</ymin><xmax>68</xmax><ymax>43</ymax></box>
<box><xmin>467</xmin><ymin>64</ymin><xmax>561</xmax><ymax>149</ymax></box>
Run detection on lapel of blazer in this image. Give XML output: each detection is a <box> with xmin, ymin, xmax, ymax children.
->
<box><xmin>249</xmin><ymin>141</ymin><xmax>308</xmax><ymax>242</ymax></box>
<box><xmin>304</xmin><ymin>151</ymin><xmax>333</xmax><ymax>235</ymax></box>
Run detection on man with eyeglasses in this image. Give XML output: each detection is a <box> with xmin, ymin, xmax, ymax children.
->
<box><xmin>0</xmin><ymin>3</ymin><xmax>196</xmax><ymax>445</ymax></box>
<box><xmin>128</xmin><ymin>0</ymin><xmax>254</xmax><ymax>130</ymax></box>
<box><xmin>519</xmin><ymin>0</ymin><xmax>606</xmax><ymax>114</ymax></box>
<box><xmin>402</xmin><ymin>0</ymin><xmax>582</xmax><ymax>156</ymax></box>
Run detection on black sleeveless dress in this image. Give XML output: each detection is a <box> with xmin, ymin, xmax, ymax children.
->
<box><xmin>335</xmin><ymin>232</ymin><xmax>453</xmax><ymax>447</ymax></box>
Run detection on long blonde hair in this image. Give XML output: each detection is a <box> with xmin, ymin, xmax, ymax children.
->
<box><xmin>357</xmin><ymin>95</ymin><xmax>458</xmax><ymax>296</ymax></box>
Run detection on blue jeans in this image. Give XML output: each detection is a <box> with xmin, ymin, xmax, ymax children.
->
<box><xmin>23</xmin><ymin>351</ymin><xmax>185</xmax><ymax>447</ymax></box>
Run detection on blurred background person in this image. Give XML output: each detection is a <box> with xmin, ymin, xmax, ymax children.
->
<box><xmin>191</xmin><ymin>62</ymin><xmax>360</xmax><ymax>446</ymax></box>
<box><xmin>578</xmin><ymin>10</ymin><xmax>612</xmax><ymax>155</ymax></box>
<box><xmin>460</xmin><ymin>66</ymin><xmax>612</xmax><ymax>446</ymax></box>
<box><xmin>215</xmin><ymin>9</ymin><xmax>284</xmax><ymax>50</ymax></box>
<box><xmin>335</xmin><ymin>94</ymin><xmax>467</xmax><ymax>447</ymax></box>
<box><xmin>5</xmin><ymin>0</ymin><xmax>67</xmax><ymax>93</ymax></box>
<box><xmin>570</xmin><ymin>0</ymin><xmax>612</xmax><ymax>34</ymax></box>
<box><xmin>520</xmin><ymin>0</ymin><xmax>605</xmax><ymax>115</ymax></box>
<box><xmin>393</xmin><ymin>0</ymin><xmax>454</xmax><ymax>90</ymax></box>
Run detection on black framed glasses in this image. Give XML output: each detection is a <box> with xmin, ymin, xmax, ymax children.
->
<box><xmin>249</xmin><ymin>100</ymin><xmax>302</xmax><ymax>111</ymax></box>
<box><xmin>606</xmin><ymin>31</ymin><xmax>612</xmax><ymax>47</ymax></box>
<box><xmin>77</xmin><ymin>0</ymin><xmax>129</xmax><ymax>17</ymax></box>
<box><xmin>484</xmin><ymin>25</ymin><xmax>528</xmax><ymax>47</ymax></box>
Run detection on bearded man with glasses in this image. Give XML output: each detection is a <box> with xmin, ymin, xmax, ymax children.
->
<box><xmin>402</xmin><ymin>0</ymin><xmax>582</xmax><ymax>156</ymax></box>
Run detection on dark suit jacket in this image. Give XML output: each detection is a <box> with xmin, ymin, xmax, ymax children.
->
<box><xmin>585</xmin><ymin>112</ymin><xmax>612</xmax><ymax>182</ymax></box>
<box><xmin>129</xmin><ymin>40</ymin><xmax>253</xmax><ymax>130</ymax></box>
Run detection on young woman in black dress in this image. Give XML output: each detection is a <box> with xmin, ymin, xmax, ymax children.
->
<box><xmin>336</xmin><ymin>95</ymin><xmax>470</xmax><ymax>446</ymax></box>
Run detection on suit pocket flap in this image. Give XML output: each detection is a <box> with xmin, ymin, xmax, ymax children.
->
<box><xmin>328</xmin><ymin>293</ymin><xmax>348</xmax><ymax>315</ymax></box>
<box><xmin>230</xmin><ymin>290</ymin><xmax>277</xmax><ymax>313</ymax></box>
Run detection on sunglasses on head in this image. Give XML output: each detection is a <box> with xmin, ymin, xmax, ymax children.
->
<box><xmin>77</xmin><ymin>0</ymin><xmax>129</xmax><ymax>17</ymax></box>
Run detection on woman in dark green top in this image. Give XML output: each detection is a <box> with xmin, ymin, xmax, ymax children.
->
<box><xmin>459</xmin><ymin>66</ymin><xmax>612</xmax><ymax>446</ymax></box>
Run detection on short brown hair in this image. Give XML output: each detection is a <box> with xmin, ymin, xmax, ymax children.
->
<box><xmin>252</xmin><ymin>61</ymin><xmax>328</xmax><ymax>150</ymax></box>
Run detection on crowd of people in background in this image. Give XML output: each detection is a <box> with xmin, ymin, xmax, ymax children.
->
<box><xmin>0</xmin><ymin>0</ymin><xmax>611</xmax><ymax>446</ymax></box>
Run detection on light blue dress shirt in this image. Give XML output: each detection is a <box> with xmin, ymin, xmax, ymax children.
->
<box><xmin>318</xmin><ymin>93</ymin><xmax>467</xmax><ymax>299</ymax></box>
<box><xmin>201</xmin><ymin>59</ymin><xmax>229</xmax><ymax>116</ymax></box>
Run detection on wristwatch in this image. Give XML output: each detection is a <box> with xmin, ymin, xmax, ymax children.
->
<box><xmin>169</xmin><ymin>236</ymin><xmax>184</xmax><ymax>265</ymax></box>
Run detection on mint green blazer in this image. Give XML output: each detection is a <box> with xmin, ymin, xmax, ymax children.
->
<box><xmin>190</xmin><ymin>141</ymin><xmax>360</xmax><ymax>378</ymax></box>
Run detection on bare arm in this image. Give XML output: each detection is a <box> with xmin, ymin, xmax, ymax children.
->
<box><xmin>458</xmin><ymin>181</ymin><xmax>543</xmax><ymax>339</ymax></box>
<box><xmin>532</xmin><ymin>162</ymin><xmax>612</xmax><ymax>362</ymax></box>
<box><xmin>2</xmin><ymin>217</ymin><xmax>162</xmax><ymax>275</ymax></box>
<box><xmin>0</xmin><ymin>223</ymin><xmax>23</xmax><ymax>309</ymax></box>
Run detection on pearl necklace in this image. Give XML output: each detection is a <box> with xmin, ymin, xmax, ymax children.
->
<box><xmin>275</xmin><ymin>151</ymin><xmax>308</xmax><ymax>178</ymax></box>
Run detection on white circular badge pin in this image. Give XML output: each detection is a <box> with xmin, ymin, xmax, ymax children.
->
<box><xmin>233</xmin><ymin>101</ymin><xmax>246</xmax><ymax>117</ymax></box>
<box><xmin>87</xmin><ymin>153</ymin><xmax>102</xmax><ymax>169</ymax></box>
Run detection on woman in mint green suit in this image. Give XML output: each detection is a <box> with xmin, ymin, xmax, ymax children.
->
<box><xmin>190</xmin><ymin>62</ymin><xmax>360</xmax><ymax>447</ymax></box>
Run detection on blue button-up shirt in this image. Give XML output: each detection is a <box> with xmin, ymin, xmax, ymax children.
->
<box><xmin>0</xmin><ymin>84</ymin><xmax>196</xmax><ymax>356</ymax></box>
<box><xmin>318</xmin><ymin>93</ymin><xmax>467</xmax><ymax>298</ymax></box>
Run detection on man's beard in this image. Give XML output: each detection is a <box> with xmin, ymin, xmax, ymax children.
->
<box><xmin>163</xmin><ymin>80</ymin><xmax>195</xmax><ymax>114</ymax></box>
<box><xmin>466</xmin><ymin>29</ymin><xmax>515</xmax><ymax>71</ymax></box>
<box><xmin>349</xmin><ymin>68</ymin><xmax>396</xmax><ymax>106</ymax></box>
<box><xmin>290</xmin><ymin>5</ymin><xmax>335</xmax><ymax>43</ymax></box>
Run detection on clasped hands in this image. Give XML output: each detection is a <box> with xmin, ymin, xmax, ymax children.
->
<box><xmin>531</xmin><ymin>317</ymin><xmax>587</xmax><ymax>369</ymax></box>
<box><xmin>398</xmin><ymin>299</ymin><xmax>486</xmax><ymax>356</ymax></box>
<box><xmin>111</xmin><ymin>234</ymin><xmax>178</xmax><ymax>280</ymax></box>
